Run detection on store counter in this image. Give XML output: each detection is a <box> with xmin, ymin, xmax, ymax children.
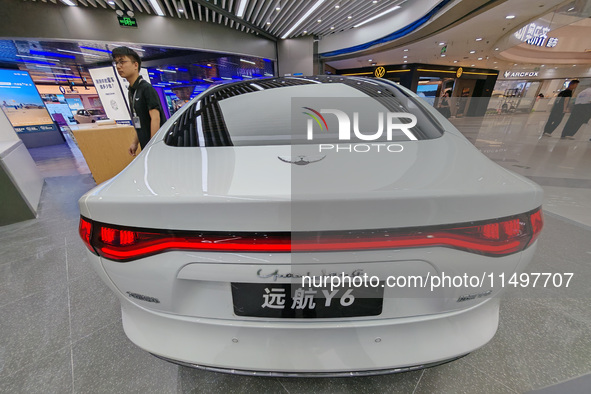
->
<box><xmin>71</xmin><ymin>123</ymin><xmax>139</xmax><ymax>185</ymax></box>
<box><xmin>0</xmin><ymin>140</ymin><xmax>44</xmax><ymax>225</ymax></box>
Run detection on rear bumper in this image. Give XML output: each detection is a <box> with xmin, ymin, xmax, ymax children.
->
<box><xmin>120</xmin><ymin>295</ymin><xmax>500</xmax><ymax>374</ymax></box>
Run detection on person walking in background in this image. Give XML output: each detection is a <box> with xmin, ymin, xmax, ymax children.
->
<box><xmin>437</xmin><ymin>89</ymin><xmax>452</xmax><ymax>119</ymax></box>
<box><xmin>542</xmin><ymin>79</ymin><xmax>579</xmax><ymax>136</ymax></box>
<box><xmin>560</xmin><ymin>87</ymin><xmax>591</xmax><ymax>140</ymax></box>
<box><xmin>112</xmin><ymin>46</ymin><xmax>166</xmax><ymax>156</ymax></box>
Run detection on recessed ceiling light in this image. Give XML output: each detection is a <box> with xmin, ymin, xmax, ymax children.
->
<box><xmin>476</xmin><ymin>38</ymin><xmax>483</xmax><ymax>41</ymax></box>
<box><xmin>495</xmin><ymin>48</ymin><xmax>500</xmax><ymax>51</ymax></box>
<box><xmin>368</xmin><ymin>59</ymin><xmax>373</xmax><ymax>62</ymax></box>
<box><xmin>478</xmin><ymin>57</ymin><xmax>483</xmax><ymax>60</ymax></box>
<box><xmin>267</xmin><ymin>21</ymin><xmax>271</xmax><ymax>25</ymax></box>
<box><xmin>568</xmin><ymin>7</ymin><xmax>575</xmax><ymax>11</ymax></box>
<box><xmin>276</xmin><ymin>7</ymin><xmax>281</xmax><ymax>11</ymax></box>
<box><xmin>179</xmin><ymin>8</ymin><xmax>184</xmax><ymax>13</ymax></box>
<box><xmin>404</xmin><ymin>60</ymin><xmax>407</xmax><ymax>63</ymax></box>
<box><xmin>453</xmin><ymin>60</ymin><xmax>458</xmax><ymax>63</ymax></box>
<box><xmin>514</xmin><ymin>63</ymin><xmax>518</xmax><ymax>65</ymax></box>
<box><xmin>335</xmin><ymin>5</ymin><xmax>340</xmax><ymax>8</ymax></box>
<box><xmin>573</xmin><ymin>64</ymin><xmax>576</xmax><ymax>66</ymax></box>
<box><xmin>506</xmin><ymin>15</ymin><xmax>515</xmax><ymax>19</ymax></box>
<box><xmin>471</xmin><ymin>64</ymin><xmax>475</xmax><ymax>67</ymax></box>
<box><xmin>348</xmin><ymin>16</ymin><xmax>352</xmax><ymax>19</ymax></box>
<box><xmin>403</xmin><ymin>55</ymin><xmax>408</xmax><ymax>58</ymax></box>
<box><xmin>439</xmin><ymin>42</ymin><xmax>445</xmax><ymax>46</ymax></box>
<box><xmin>303</xmin><ymin>30</ymin><xmax>307</xmax><ymax>33</ymax></box>
<box><xmin>541</xmin><ymin>64</ymin><xmax>545</xmax><ymax>67</ymax></box>
<box><xmin>441</xmin><ymin>54</ymin><xmax>446</xmax><ymax>57</ymax></box>
<box><xmin>372</xmin><ymin>0</ymin><xmax>377</xmax><ymax>3</ymax></box>
<box><xmin>403</xmin><ymin>49</ymin><xmax>409</xmax><ymax>52</ymax></box>
<box><xmin>330</xmin><ymin>26</ymin><xmax>335</xmax><ymax>29</ymax></box>
<box><xmin>317</xmin><ymin>19</ymin><xmax>322</xmax><ymax>22</ymax></box>
<box><xmin>469</xmin><ymin>50</ymin><xmax>476</xmax><ymax>54</ymax></box>
<box><xmin>372</xmin><ymin>63</ymin><xmax>376</xmax><ymax>66</ymax></box>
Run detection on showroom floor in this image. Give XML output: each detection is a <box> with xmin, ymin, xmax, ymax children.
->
<box><xmin>1</xmin><ymin>112</ymin><xmax>591</xmax><ymax>393</ymax></box>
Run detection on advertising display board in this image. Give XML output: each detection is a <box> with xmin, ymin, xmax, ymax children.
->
<box><xmin>0</xmin><ymin>69</ymin><xmax>57</xmax><ymax>134</ymax></box>
<box><xmin>89</xmin><ymin>67</ymin><xmax>132</xmax><ymax>125</ymax></box>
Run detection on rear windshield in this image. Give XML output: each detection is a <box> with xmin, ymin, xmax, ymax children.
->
<box><xmin>164</xmin><ymin>76</ymin><xmax>443</xmax><ymax>147</ymax></box>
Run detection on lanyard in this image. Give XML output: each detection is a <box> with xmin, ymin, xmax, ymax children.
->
<box><xmin>128</xmin><ymin>78</ymin><xmax>142</xmax><ymax>117</ymax></box>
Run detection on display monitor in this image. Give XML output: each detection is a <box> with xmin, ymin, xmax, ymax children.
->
<box><xmin>0</xmin><ymin>69</ymin><xmax>57</xmax><ymax>133</ymax></box>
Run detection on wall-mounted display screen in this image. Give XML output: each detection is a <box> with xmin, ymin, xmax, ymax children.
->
<box><xmin>0</xmin><ymin>69</ymin><xmax>57</xmax><ymax>133</ymax></box>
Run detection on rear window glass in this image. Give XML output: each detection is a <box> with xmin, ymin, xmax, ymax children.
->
<box><xmin>164</xmin><ymin>76</ymin><xmax>443</xmax><ymax>147</ymax></box>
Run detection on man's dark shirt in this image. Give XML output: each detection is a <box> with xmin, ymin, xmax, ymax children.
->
<box><xmin>128</xmin><ymin>76</ymin><xmax>166</xmax><ymax>149</ymax></box>
<box><xmin>552</xmin><ymin>89</ymin><xmax>573</xmax><ymax>113</ymax></box>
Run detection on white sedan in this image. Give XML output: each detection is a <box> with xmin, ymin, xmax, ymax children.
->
<box><xmin>78</xmin><ymin>76</ymin><xmax>543</xmax><ymax>376</ymax></box>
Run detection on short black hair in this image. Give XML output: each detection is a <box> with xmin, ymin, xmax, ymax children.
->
<box><xmin>568</xmin><ymin>80</ymin><xmax>580</xmax><ymax>87</ymax></box>
<box><xmin>112</xmin><ymin>46</ymin><xmax>141</xmax><ymax>70</ymax></box>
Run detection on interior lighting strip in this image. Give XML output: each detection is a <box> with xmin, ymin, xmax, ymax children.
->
<box><xmin>353</xmin><ymin>5</ymin><xmax>401</xmax><ymax>28</ymax></box>
<box><xmin>281</xmin><ymin>0</ymin><xmax>325</xmax><ymax>39</ymax></box>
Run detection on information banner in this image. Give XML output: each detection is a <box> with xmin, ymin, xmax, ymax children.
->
<box><xmin>89</xmin><ymin>67</ymin><xmax>132</xmax><ymax>125</ymax></box>
<box><xmin>115</xmin><ymin>67</ymin><xmax>152</xmax><ymax>110</ymax></box>
<box><xmin>0</xmin><ymin>69</ymin><xmax>57</xmax><ymax>134</ymax></box>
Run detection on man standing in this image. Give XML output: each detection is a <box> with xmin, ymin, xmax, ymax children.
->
<box><xmin>542</xmin><ymin>79</ymin><xmax>579</xmax><ymax>136</ymax></box>
<box><xmin>560</xmin><ymin>87</ymin><xmax>591</xmax><ymax>140</ymax></box>
<box><xmin>112</xmin><ymin>46</ymin><xmax>166</xmax><ymax>156</ymax></box>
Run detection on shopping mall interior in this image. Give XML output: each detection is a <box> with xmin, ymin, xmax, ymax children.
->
<box><xmin>1</xmin><ymin>0</ymin><xmax>591</xmax><ymax>392</ymax></box>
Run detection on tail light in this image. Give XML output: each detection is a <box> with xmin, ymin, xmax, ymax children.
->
<box><xmin>79</xmin><ymin>207</ymin><xmax>543</xmax><ymax>262</ymax></box>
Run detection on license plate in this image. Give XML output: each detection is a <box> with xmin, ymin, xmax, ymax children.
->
<box><xmin>231</xmin><ymin>283</ymin><xmax>383</xmax><ymax>318</ymax></box>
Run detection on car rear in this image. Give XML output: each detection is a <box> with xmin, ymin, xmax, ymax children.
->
<box><xmin>78</xmin><ymin>76</ymin><xmax>543</xmax><ymax>375</ymax></box>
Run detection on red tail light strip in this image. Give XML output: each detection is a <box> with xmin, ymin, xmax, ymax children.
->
<box><xmin>79</xmin><ymin>207</ymin><xmax>543</xmax><ymax>262</ymax></box>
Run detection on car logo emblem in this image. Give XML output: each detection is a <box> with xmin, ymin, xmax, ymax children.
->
<box><xmin>278</xmin><ymin>155</ymin><xmax>326</xmax><ymax>165</ymax></box>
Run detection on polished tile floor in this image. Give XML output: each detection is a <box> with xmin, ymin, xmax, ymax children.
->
<box><xmin>1</xmin><ymin>112</ymin><xmax>590</xmax><ymax>393</ymax></box>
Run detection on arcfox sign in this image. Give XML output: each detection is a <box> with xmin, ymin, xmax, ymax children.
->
<box><xmin>503</xmin><ymin>71</ymin><xmax>539</xmax><ymax>78</ymax></box>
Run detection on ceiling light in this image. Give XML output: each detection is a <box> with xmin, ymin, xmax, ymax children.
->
<box><xmin>475</xmin><ymin>38</ymin><xmax>483</xmax><ymax>41</ymax></box>
<box><xmin>403</xmin><ymin>49</ymin><xmax>409</xmax><ymax>51</ymax></box>
<box><xmin>453</xmin><ymin>60</ymin><xmax>458</xmax><ymax>63</ymax></box>
<box><xmin>478</xmin><ymin>57</ymin><xmax>483</xmax><ymax>60</ymax></box>
<box><xmin>60</xmin><ymin>0</ymin><xmax>76</xmax><ymax>6</ymax></box>
<box><xmin>16</xmin><ymin>54</ymin><xmax>61</xmax><ymax>62</ymax></box>
<box><xmin>372</xmin><ymin>0</ymin><xmax>377</xmax><ymax>3</ymax></box>
<box><xmin>495</xmin><ymin>48</ymin><xmax>499</xmax><ymax>51</ymax></box>
<box><xmin>56</xmin><ymin>49</ymin><xmax>102</xmax><ymax>58</ymax></box>
<box><xmin>317</xmin><ymin>19</ymin><xmax>322</xmax><ymax>22</ymax></box>
<box><xmin>179</xmin><ymin>8</ymin><xmax>184</xmax><ymax>13</ymax></box>
<box><xmin>276</xmin><ymin>7</ymin><xmax>280</xmax><ymax>11</ymax></box>
<box><xmin>108</xmin><ymin>1</ymin><xmax>115</xmax><ymax>4</ymax></box>
<box><xmin>403</xmin><ymin>56</ymin><xmax>408</xmax><ymax>58</ymax></box>
<box><xmin>303</xmin><ymin>30</ymin><xmax>307</xmax><ymax>33</ymax></box>
<box><xmin>403</xmin><ymin>60</ymin><xmax>407</xmax><ymax>63</ymax></box>
<box><xmin>240</xmin><ymin>59</ymin><xmax>256</xmax><ymax>65</ymax></box>
<box><xmin>372</xmin><ymin>63</ymin><xmax>376</xmax><ymax>66</ymax></box>
<box><xmin>354</xmin><ymin>5</ymin><xmax>400</xmax><ymax>28</ymax></box>
<box><xmin>506</xmin><ymin>15</ymin><xmax>515</xmax><ymax>19</ymax></box>
<box><xmin>236</xmin><ymin>0</ymin><xmax>249</xmax><ymax>18</ymax></box>
<box><xmin>572</xmin><ymin>64</ymin><xmax>576</xmax><ymax>66</ymax></box>
<box><xmin>439</xmin><ymin>42</ymin><xmax>445</xmax><ymax>46</ymax></box>
<box><xmin>281</xmin><ymin>0</ymin><xmax>324</xmax><ymax>39</ymax></box>
<box><xmin>330</xmin><ymin>26</ymin><xmax>335</xmax><ymax>29</ymax></box>
<box><xmin>568</xmin><ymin>7</ymin><xmax>575</xmax><ymax>11</ymax></box>
<box><xmin>541</xmin><ymin>64</ymin><xmax>545</xmax><ymax>67</ymax></box>
<box><xmin>441</xmin><ymin>54</ymin><xmax>446</xmax><ymax>57</ymax></box>
<box><xmin>267</xmin><ymin>21</ymin><xmax>271</xmax><ymax>25</ymax></box>
<box><xmin>335</xmin><ymin>5</ymin><xmax>339</xmax><ymax>8</ymax></box>
<box><xmin>471</xmin><ymin>64</ymin><xmax>475</xmax><ymax>67</ymax></box>
<box><xmin>348</xmin><ymin>16</ymin><xmax>352</xmax><ymax>19</ymax></box>
<box><xmin>148</xmin><ymin>0</ymin><xmax>165</xmax><ymax>16</ymax></box>
<box><xmin>368</xmin><ymin>59</ymin><xmax>373</xmax><ymax>62</ymax></box>
<box><xmin>469</xmin><ymin>50</ymin><xmax>476</xmax><ymax>54</ymax></box>
<box><xmin>31</xmin><ymin>50</ymin><xmax>75</xmax><ymax>59</ymax></box>
<box><xmin>80</xmin><ymin>46</ymin><xmax>112</xmax><ymax>53</ymax></box>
